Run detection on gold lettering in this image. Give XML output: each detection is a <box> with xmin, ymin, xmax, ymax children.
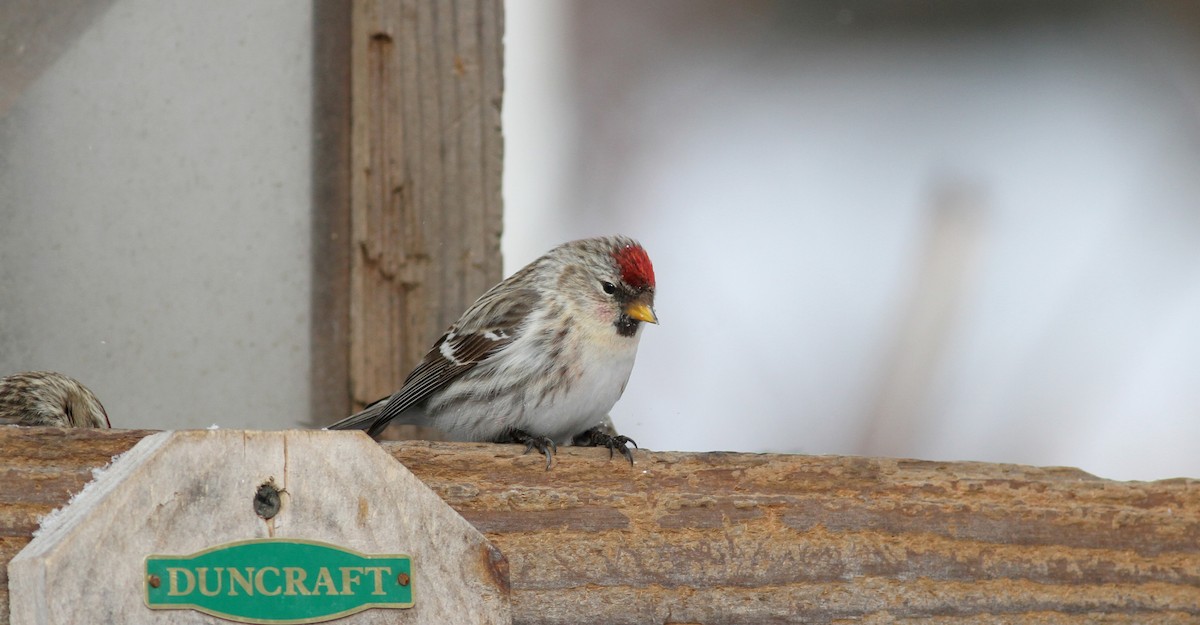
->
<box><xmin>166</xmin><ymin>568</ymin><xmax>195</xmax><ymax>596</ymax></box>
<box><xmin>312</xmin><ymin>567</ymin><xmax>340</xmax><ymax>595</ymax></box>
<box><xmin>340</xmin><ymin>566</ymin><xmax>364</xmax><ymax>595</ymax></box>
<box><xmin>228</xmin><ymin>567</ymin><xmax>254</xmax><ymax>596</ymax></box>
<box><xmin>254</xmin><ymin>567</ymin><xmax>282</xmax><ymax>596</ymax></box>
<box><xmin>362</xmin><ymin>566</ymin><xmax>392</xmax><ymax>596</ymax></box>
<box><xmin>197</xmin><ymin>567</ymin><xmax>223</xmax><ymax>597</ymax></box>
<box><xmin>284</xmin><ymin>567</ymin><xmax>311</xmax><ymax>596</ymax></box>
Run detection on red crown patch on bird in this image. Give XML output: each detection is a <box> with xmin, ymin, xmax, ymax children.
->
<box><xmin>615</xmin><ymin>244</ymin><xmax>655</xmax><ymax>290</ymax></box>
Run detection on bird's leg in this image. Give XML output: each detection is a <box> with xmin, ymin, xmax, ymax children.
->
<box><xmin>498</xmin><ymin>428</ymin><xmax>558</xmax><ymax>471</ymax></box>
<box><xmin>572</xmin><ymin>426</ymin><xmax>638</xmax><ymax>465</ymax></box>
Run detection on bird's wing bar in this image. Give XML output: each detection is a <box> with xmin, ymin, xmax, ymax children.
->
<box><xmin>325</xmin><ymin>288</ymin><xmax>536</xmax><ymax>437</ymax></box>
<box><xmin>359</xmin><ymin>329</ymin><xmax>514</xmax><ymax>438</ymax></box>
<box><xmin>325</xmin><ymin>330</ymin><xmax>511</xmax><ymax>435</ymax></box>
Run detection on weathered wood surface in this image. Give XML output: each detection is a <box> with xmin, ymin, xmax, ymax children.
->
<box><xmin>348</xmin><ymin>0</ymin><xmax>505</xmax><ymax>415</ymax></box>
<box><xmin>0</xmin><ymin>428</ymin><xmax>145</xmax><ymax>624</ymax></box>
<box><xmin>8</xmin><ymin>430</ymin><xmax>509</xmax><ymax>625</ymax></box>
<box><xmin>3</xmin><ymin>428</ymin><xmax>1199</xmax><ymax>624</ymax></box>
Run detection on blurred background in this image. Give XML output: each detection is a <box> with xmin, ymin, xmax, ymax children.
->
<box><xmin>3</xmin><ymin>1</ymin><xmax>1200</xmax><ymax>481</ymax></box>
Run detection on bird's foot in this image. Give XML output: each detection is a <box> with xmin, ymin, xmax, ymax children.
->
<box><xmin>500</xmin><ymin>428</ymin><xmax>558</xmax><ymax>471</ymax></box>
<box><xmin>573</xmin><ymin>426</ymin><xmax>638</xmax><ymax>465</ymax></box>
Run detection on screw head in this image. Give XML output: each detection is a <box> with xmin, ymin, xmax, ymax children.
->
<box><xmin>397</xmin><ymin>572</ymin><xmax>410</xmax><ymax>586</ymax></box>
<box><xmin>148</xmin><ymin>574</ymin><xmax>161</xmax><ymax>589</ymax></box>
<box><xmin>254</xmin><ymin>480</ymin><xmax>282</xmax><ymax>520</ymax></box>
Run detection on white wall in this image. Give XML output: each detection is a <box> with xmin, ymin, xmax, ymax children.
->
<box><xmin>0</xmin><ymin>1</ymin><xmax>313</xmax><ymax>429</ymax></box>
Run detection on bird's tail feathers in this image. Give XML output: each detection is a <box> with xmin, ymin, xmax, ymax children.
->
<box><xmin>325</xmin><ymin>398</ymin><xmax>422</xmax><ymax>437</ymax></box>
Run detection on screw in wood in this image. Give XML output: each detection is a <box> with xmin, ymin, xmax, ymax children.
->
<box><xmin>254</xmin><ymin>479</ymin><xmax>282</xmax><ymax>520</ymax></box>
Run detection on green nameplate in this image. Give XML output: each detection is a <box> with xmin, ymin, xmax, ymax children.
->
<box><xmin>145</xmin><ymin>539</ymin><xmax>413</xmax><ymax>624</ymax></box>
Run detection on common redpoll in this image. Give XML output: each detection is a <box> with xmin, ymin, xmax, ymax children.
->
<box><xmin>0</xmin><ymin>371</ymin><xmax>111</xmax><ymax>428</ymax></box>
<box><xmin>328</xmin><ymin>235</ymin><xmax>657</xmax><ymax>468</ymax></box>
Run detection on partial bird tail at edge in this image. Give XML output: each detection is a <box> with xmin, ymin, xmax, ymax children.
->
<box><xmin>325</xmin><ymin>397</ymin><xmax>387</xmax><ymax>433</ymax></box>
<box><xmin>324</xmin><ymin>398</ymin><xmax>422</xmax><ymax>439</ymax></box>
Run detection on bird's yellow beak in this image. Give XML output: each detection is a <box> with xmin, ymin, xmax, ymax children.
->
<box><xmin>625</xmin><ymin>302</ymin><xmax>658</xmax><ymax>324</ymax></box>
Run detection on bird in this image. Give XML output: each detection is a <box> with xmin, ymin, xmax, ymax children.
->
<box><xmin>0</xmin><ymin>371</ymin><xmax>111</xmax><ymax>428</ymax></box>
<box><xmin>328</xmin><ymin>235</ymin><xmax>657</xmax><ymax>468</ymax></box>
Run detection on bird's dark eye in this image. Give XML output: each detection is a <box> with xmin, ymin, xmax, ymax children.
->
<box><xmin>601</xmin><ymin>281</ymin><xmax>616</xmax><ymax>295</ymax></box>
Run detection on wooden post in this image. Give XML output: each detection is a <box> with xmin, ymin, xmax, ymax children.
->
<box><xmin>310</xmin><ymin>1</ymin><xmax>354</xmax><ymax>425</ymax></box>
<box><xmin>3</xmin><ymin>428</ymin><xmax>1199</xmax><ymax>624</ymax></box>
<box><xmin>348</xmin><ymin>0</ymin><xmax>505</xmax><ymax>414</ymax></box>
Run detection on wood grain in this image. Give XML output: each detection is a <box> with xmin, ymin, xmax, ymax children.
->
<box><xmin>391</xmin><ymin>442</ymin><xmax>1200</xmax><ymax>624</ymax></box>
<box><xmin>347</xmin><ymin>0</ymin><xmax>505</xmax><ymax>415</ymax></box>
<box><xmin>2</xmin><ymin>428</ymin><xmax>1198</xmax><ymax>624</ymax></box>
<box><xmin>7</xmin><ymin>431</ymin><xmax>509</xmax><ymax>624</ymax></box>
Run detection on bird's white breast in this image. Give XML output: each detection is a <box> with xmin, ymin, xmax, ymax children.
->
<box><xmin>430</xmin><ymin>312</ymin><xmax>644</xmax><ymax>443</ymax></box>
<box><xmin>528</xmin><ymin>336</ymin><xmax>640</xmax><ymax>441</ymax></box>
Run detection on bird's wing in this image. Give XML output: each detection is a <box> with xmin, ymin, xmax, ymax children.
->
<box><xmin>327</xmin><ymin>287</ymin><xmax>537</xmax><ymax>438</ymax></box>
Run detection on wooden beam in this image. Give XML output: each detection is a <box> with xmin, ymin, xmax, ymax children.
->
<box><xmin>2</xmin><ymin>428</ymin><xmax>1197</xmax><ymax>623</ymax></box>
<box><xmin>347</xmin><ymin>0</ymin><xmax>505</xmax><ymax>416</ymax></box>
<box><xmin>310</xmin><ymin>2</ymin><xmax>354</xmax><ymax>426</ymax></box>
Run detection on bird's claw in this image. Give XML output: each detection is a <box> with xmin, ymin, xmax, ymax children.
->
<box><xmin>504</xmin><ymin>429</ymin><xmax>557</xmax><ymax>470</ymax></box>
<box><xmin>574</xmin><ymin>427</ymin><xmax>638</xmax><ymax>466</ymax></box>
<box><xmin>522</xmin><ymin>436</ymin><xmax>557</xmax><ymax>471</ymax></box>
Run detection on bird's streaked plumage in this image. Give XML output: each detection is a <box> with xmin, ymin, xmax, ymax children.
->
<box><xmin>0</xmin><ymin>371</ymin><xmax>111</xmax><ymax>428</ymax></box>
<box><xmin>328</xmin><ymin>235</ymin><xmax>656</xmax><ymax>466</ymax></box>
